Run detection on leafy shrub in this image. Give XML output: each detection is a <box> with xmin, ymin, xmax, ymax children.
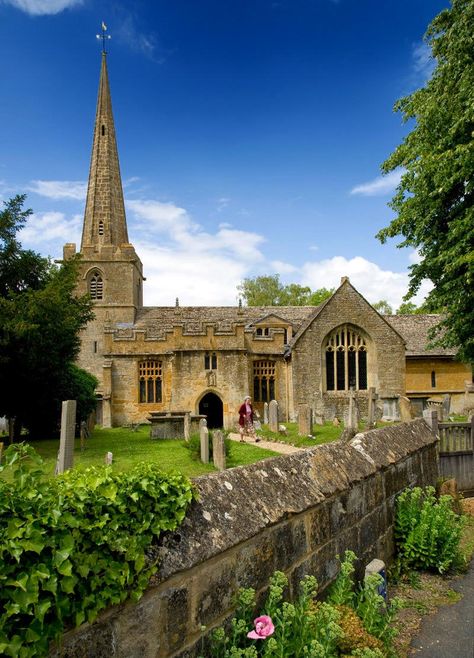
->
<box><xmin>205</xmin><ymin>552</ymin><xmax>398</xmax><ymax>658</ymax></box>
<box><xmin>0</xmin><ymin>443</ymin><xmax>195</xmax><ymax>657</ymax></box>
<box><xmin>394</xmin><ymin>486</ymin><xmax>465</xmax><ymax>574</ymax></box>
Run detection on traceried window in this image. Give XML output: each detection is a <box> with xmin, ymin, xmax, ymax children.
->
<box><xmin>324</xmin><ymin>325</ymin><xmax>368</xmax><ymax>391</ymax></box>
<box><xmin>204</xmin><ymin>352</ymin><xmax>217</xmax><ymax>370</ymax></box>
<box><xmin>139</xmin><ymin>361</ymin><xmax>162</xmax><ymax>403</ymax></box>
<box><xmin>253</xmin><ymin>360</ymin><xmax>276</xmax><ymax>402</ymax></box>
<box><xmin>89</xmin><ymin>271</ymin><xmax>103</xmax><ymax>300</ymax></box>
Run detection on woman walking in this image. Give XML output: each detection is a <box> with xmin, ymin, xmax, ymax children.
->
<box><xmin>238</xmin><ymin>395</ymin><xmax>260</xmax><ymax>442</ymax></box>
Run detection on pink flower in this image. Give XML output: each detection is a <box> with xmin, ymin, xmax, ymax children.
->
<box><xmin>247</xmin><ymin>615</ymin><xmax>275</xmax><ymax>640</ymax></box>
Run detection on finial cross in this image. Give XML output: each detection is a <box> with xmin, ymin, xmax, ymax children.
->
<box><xmin>96</xmin><ymin>22</ymin><xmax>111</xmax><ymax>54</ymax></box>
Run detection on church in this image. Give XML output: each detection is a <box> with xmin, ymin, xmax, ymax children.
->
<box><xmin>64</xmin><ymin>53</ymin><xmax>472</xmax><ymax>429</ymax></box>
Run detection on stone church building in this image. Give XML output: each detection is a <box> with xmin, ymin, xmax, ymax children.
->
<box><xmin>64</xmin><ymin>54</ymin><xmax>472</xmax><ymax>429</ymax></box>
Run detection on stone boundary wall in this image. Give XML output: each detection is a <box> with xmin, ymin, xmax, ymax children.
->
<box><xmin>53</xmin><ymin>419</ymin><xmax>438</xmax><ymax>658</ymax></box>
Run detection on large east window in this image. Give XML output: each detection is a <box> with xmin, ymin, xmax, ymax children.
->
<box><xmin>324</xmin><ymin>325</ymin><xmax>368</xmax><ymax>391</ymax></box>
<box><xmin>139</xmin><ymin>360</ymin><xmax>162</xmax><ymax>403</ymax></box>
<box><xmin>253</xmin><ymin>360</ymin><xmax>276</xmax><ymax>402</ymax></box>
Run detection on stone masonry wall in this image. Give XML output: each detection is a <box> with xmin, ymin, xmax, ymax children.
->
<box><xmin>53</xmin><ymin>420</ymin><xmax>438</xmax><ymax>658</ymax></box>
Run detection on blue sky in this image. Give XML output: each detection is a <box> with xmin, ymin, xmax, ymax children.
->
<box><xmin>0</xmin><ymin>0</ymin><xmax>448</xmax><ymax>308</ymax></box>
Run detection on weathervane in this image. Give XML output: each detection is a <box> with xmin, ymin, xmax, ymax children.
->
<box><xmin>96</xmin><ymin>22</ymin><xmax>111</xmax><ymax>54</ymax></box>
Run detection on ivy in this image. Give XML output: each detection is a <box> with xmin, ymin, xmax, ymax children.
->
<box><xmin>0</xmin><ymin>443</ymin><xmax>195</xmax><ymax>657</ymax></box>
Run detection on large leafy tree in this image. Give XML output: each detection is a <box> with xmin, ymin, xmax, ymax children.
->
<box><xmin>238</xmin><ymin>274</ymin><xmax>334</xmax><ymax>306</ymax></box>
<box><xmin>377</xmin><ymin>0</ymin><xmax>474</xmax><ymax>362</ymax></box>
<box><xmin>0</xmin><ymin>195</ymin><xmax>96</xmax><ymax>438</ymax></box>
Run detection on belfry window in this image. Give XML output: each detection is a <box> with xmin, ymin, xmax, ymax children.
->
<box><xmin>204</xmin><ymin>352</ymin><xmax>217</xmax><ymax>370</ymax></box>
<box><xmin>98</xmin><ymin>221</ymin><xmax>104</xmax><ymax>236</ymax></box>
<box><xmin>139</xmin><ymin>361</ymin><xmax>162</xmax><ymax>403</ymax></box>
<box><xmin>253</xmin><ymin>360</ymin><xmax>276</xmax><ymax>402</ymax></box>
<box><xmin>89</xmin><ymin>272</ymin><xmax>103</xmax><ymax>300</ymax></box>
<box><xmin>101</xmin><ymin>124</ymin><xmax>106</xmax><ymax>136</ymax></box>
<box><xmin>324</xmin><ymin>325</ymin><xmax>368</xmax><ymax>391</ymax></box>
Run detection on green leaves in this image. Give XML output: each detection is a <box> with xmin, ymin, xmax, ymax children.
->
<box><xmin>378</xmin><ymin>0</ymin><xmax>474</xmax><ymax>362</ymax></box>
<box><xmin>0</xmin><ymin>444</ymin><xmax>195</xmax><ymax>657</ymax></box>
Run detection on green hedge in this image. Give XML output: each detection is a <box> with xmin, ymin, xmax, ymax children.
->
<box><xmin>0</xmin><ymin>444</ymin><xmax>195</xmax><ymax>657</ymax></box>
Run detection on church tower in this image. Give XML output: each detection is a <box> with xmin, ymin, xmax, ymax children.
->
<box><xmin>64</xmin><ymin>49</ymin><xmax>144</xmax><ymax>424</ymax></box>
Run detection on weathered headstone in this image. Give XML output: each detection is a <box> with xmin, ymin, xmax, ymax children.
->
<box><xmin>105</xmin><ymin>451</ymin><xmax>113</xmax><ymax>465</ymax></box>
<box><xmin>212</xmin><ymin>429</ymin><xmax>226</xmax><ymax>471</ymax></box>
<box><xmin>332</xmin><ymin>417</ymin><xmax>340</xmax><ymax>427</ymax></box>
<box><xmin>345</xmin><ymin>389</ymin><xmax>359</xmax><ymax>431</ymax></box>
<box><xmin>200</xmin><ymin>420</ymin><xmax>209</xmax><ymax>463</ymax></box>
<box><xmin>423</xmin><ymin>408</ymin><xmax>439</xmax><ymax>436</ymax></box>
<box><xmin>298</xmin><ymin>404</ymin><xmax>312</xmax><ymax>436</ymax></box>
<box><xmin>399</xmin><ymin>396</ymin><xmax>414</xmax><ymax>423</ymax></box>
<box><xmin>366</xmin><ymin>387</ymin><xmax>378</xmax><ymax>430</ymax></box>
<box><xmin>56</xmin><ymin>400</ymin><xmax>76</xmax><ymax>475</ymax></box>
<box><xmin>269</xmin><ymin>400</ymin><xmax>279</xmax><ymax>432</ymax></box>
<box><xmin>442</xmin><ymin>394</ymin><xmax>451</xmax><ymax>420</ymax></box>
<box><xmin>184</xmin><ymin>412</ymin><xmax>191</xmax><ymax>441</ymax></box>
<box><xmin>278</xmin><ymin>424</ymin><xmax>287</xmax><ymax>435</ymax></box>
<box><xmin>263</xmin><ymin>402</ymin><xmax>269</xmax><ymax>425</ymax></box>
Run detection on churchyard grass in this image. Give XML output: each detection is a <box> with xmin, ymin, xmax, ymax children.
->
<box><xmin>14</xmin><ymin>424</ymin><xmax>279</xmax><ymax>479</ymax></box>
<box><xmin>257</xmin><ymin>421</ymin><xmax>342</xmax><ymax>447</ymax></box>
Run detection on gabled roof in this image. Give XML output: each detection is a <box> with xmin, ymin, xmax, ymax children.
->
<box><xmin>384</xmin><ymin>314</ymin><xmax>456</xmax><ymax>357</ymax></box>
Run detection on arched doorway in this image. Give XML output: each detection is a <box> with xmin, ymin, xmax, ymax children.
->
<box><xmin>198</xmin><ymin>392</ymin><xmax>223</xmax><ymax>429</ymax></box>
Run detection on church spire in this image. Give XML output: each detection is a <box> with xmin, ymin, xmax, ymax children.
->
<box><xmin>81</xmin><ymin>51</ymin><xmax>128</xmax><ymax>250</ymax></box>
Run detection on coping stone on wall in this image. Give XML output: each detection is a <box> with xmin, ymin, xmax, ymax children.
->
<box><xmin>152</xmin><ymin>419</ymin><xmax>434</xmax><ymax>583</ymax></box>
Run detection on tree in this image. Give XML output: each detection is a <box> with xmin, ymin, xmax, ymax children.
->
<box><xmin>238</xmin><ymin>274</ymin><xmax>334</xmax><ymax>306</ymax></box>
<box><xmin>377</xmin><ymin>0</ymin><xmax>474</xmax><ymax>362</ymax></box>
<box><xmin>372</xmin><ymin>300</ymin><xmax>393</xmax><ymax>315</ymax></box>
<box><xmin>396</xmin><ymin>301</ymin><xmax>420</xmax><ymax>315</ymax></box>
<box><xmin>0</xmin><ymin>196</ymin><xmax>96</xmax><ymax>438</ymax></box>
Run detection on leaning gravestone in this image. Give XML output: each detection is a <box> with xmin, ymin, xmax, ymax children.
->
<box><xmin>105</xmin><ymin>451</ymin><xmax>113</xmax><ymax>465</ymax></box>
<box><xmin>298</xmin><ymin>404</ymin><xmax>312</xmax><ymax>436</ymax></box>
<box><xmin>184</xmin><ymin>412</ymin><xmax>191</xmax><ymax>441</ymax></box>
<box><xmin>442</xmin><ymin>394</ymin><xmax>451</xmax><ymax>420</ymax></box>
<box><xmin>200</xmin><ymin>420</ymin><xmax>209</xmax><ymax>464</ymax></box>
<box><xmin>269</xmin><ymin>400</ymin><xmax>279</xmax><ymax>432</ymax></box>
<box><xmin>263</xmin><ymin>402</ymin><xmax>269</xmax><ymax>425</ymax></box>
<box><xmin>212</xmin><ymin>429</ymin><xmax>226</xmax><ymax>471</ymax></box>
<box><xmin>56</xmin><ymin>399</ymin><xmax>76</xmax><ymax>475</ymax></box>
<box><xmin>366</xmin><ymin>387</ymin><xmax>378</xmax><ymax>430</ymax></box>
<box><xmin>398</xmin><ymin>396</ymin><xmax>414</xmax><ymax>423</ymax></box>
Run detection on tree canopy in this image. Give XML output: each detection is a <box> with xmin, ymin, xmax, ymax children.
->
<box><xmin>238</xmin><ymin>274</ymin><xmax>334</xmax><ymax>306</ymax></box>
<box><xmin>377</xmin><ymin>0</ymin><xmax>474</xmax><ymax>362</ymax></box>
<box><xmin>0</xmin><ymin>195</ymin><xmax>96</xmax><ymax>438</ymax></box>
<box><xmin>372</xmin><ymin>300</ymin><xmax>393</xmax><ymax>315</ymax></box>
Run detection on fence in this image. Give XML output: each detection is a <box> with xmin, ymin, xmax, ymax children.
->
<box><xmin>436</xmin><ymin>416</ymin><xmax>474</xmax><ymax>493</ymax></box>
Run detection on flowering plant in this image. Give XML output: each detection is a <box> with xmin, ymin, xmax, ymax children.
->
<box><xmin>247</xmin><ymin>615</ymin><xmax>275</xmax><ymax>640</ymax></box>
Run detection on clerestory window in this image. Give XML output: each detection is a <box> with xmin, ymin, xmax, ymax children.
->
<box><xmin>324</xmin><ymin>325</ymin><xmax>368</xmax><ymax>391</ymax></box>
<box><xmin>139</xmin><ymin>361</ymin><xmax>162</xmax><ymax>403</ymax></box>
<box><xmin>89</xmin><ymin>271</ymin><xmax>103</xmax><ymax>300</ymax></box>
<box><xmin>253</xmin><ymin>360</ymin><xmax>276</xmax><ymax>402</ymax></box>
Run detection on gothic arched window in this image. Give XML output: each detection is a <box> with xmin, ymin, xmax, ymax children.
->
<box><xmin>324</xmin><ymin>325</ymin><xmax>368</xmax><ymax>391</ymax></box>
<box><xmin>139</xmin><ymin>361</ymin><xmax>162</xmax><ymax>403</ymax></box>
<box><xmin>89</xmin><ymin>271</ymin><xmax>103</xmax><ymax>300</ymax></box>
<box><xmin>253</xmin><ymin>360</ymin><xmax>276</xmax><ymax>402</ymax></box>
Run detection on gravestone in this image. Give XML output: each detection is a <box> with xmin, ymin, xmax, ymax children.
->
<box><xmin>332</xmin><ymin>417</ymin><xmax>340</xmax><ymax>427</ymax></box>
<box><xmin>200</xmin><ymin>420</ymin><xmax>209</xmax><ymax>464</ymax></box>
<box><xmin>298</xmin><ymin>404</ymin><xmax>312</xmax><ymax>436</ymax></box>
<box><xmin>442</xmin><ymin>394</ymin><xmax>451</xmax><ymax>420</ymax></box>
<box><xmin>105</xmin><ymin>451</ymin><xmax>113</xmax><ymax>465</ymax></box>
<box><xmin>423</xmin><ymin>408</ymin><xmax>439</xmax><ymax>436</ymax></box>
<box><xmin>269</xmin><ymin>400</ymin><xmax>279</xmax><ymax>432</ymax></box>
<box><xmin>56</xmin><ymin>400</ymin><xmax>76</xmax><ymax>475</ymax></box>
<box><xmin>398</xmin><ymin>396</ymin><xmax>414</xmax><ymax>423</ymax></box>
<box><xmin>212</xmin><ymin>429</ymin><xmax>226</xmax><ymax>471</ymax></box>
<box><xmin>184</xmin><ymin>412</ymin><xmax>191</xmax><ymax>441</ymax></box>
<box><xmin>263</xmin><ymin>402</ymin><xmax>269</xmax><ymax>425</ymax></box>
<box><xmin>366</xmin><ymin>387</ymin><xmax>378</xmax><ymax>430</ymax></box>
<box><xmin>364</xmin><ymin>559</ymin><xmax>387</xmax><ymax>602</ymax></box>
<box><xmin>345</xmin><ymin>389</ymin><xmax>359</xmax><ymax>431</ymax></box>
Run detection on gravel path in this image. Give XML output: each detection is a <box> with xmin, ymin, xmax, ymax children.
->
<box><xmin>227</xmin><ymin>432</ymin><xmax>303</xmax><ymax>455</ymax></box>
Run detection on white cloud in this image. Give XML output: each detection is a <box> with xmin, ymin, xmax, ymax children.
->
<box><xmin>216</xmin><ymin>197</ymin><xmax>230</xmax><ymax>212</ymax></box>
<box><xmin>2</xmin><ymin>0</ymin><xmax>82</xmax><ymax>15</ymax></box>
<box><xmin>115</xmin><ymin>14</ymin><xmax>162</xmax><ymax>62</ymax></box>
<box><xmin>300</xmin><ymin>255</ymin><xmax>432</xmax><ymax>310</ymax></box>
<box><xmin>270</xmin><ymin>260</ymin><xmax>298</xmax><ymax>275</ymax></box>
<box><xmin>29</xmin><ymin>179</ymin><xmax>87</xmax><ymax>200</ymax></box>
<box><xmin>412</xmin><ymin>42</ymin><xmax>435</xmax><ymax>83</ymax></box>
<box><xmin>350</xmin><ymin>169</ymin><xmax>404</xmax><ymax>197</ymax></box>
<box><xmin>19</xmin><ymin>211</ymin><xmax>82</xmax><ymax>247</ymax></box>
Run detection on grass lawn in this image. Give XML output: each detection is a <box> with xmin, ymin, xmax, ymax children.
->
<box><xmin>6</xmin><ymin>424</ymin><xmax>279</xmax><ymax>479</ymax></box>
<box><xmin>257</xmin><ymin>421</ymin><xmax>343</xmax><ymax>447</ymax></box>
